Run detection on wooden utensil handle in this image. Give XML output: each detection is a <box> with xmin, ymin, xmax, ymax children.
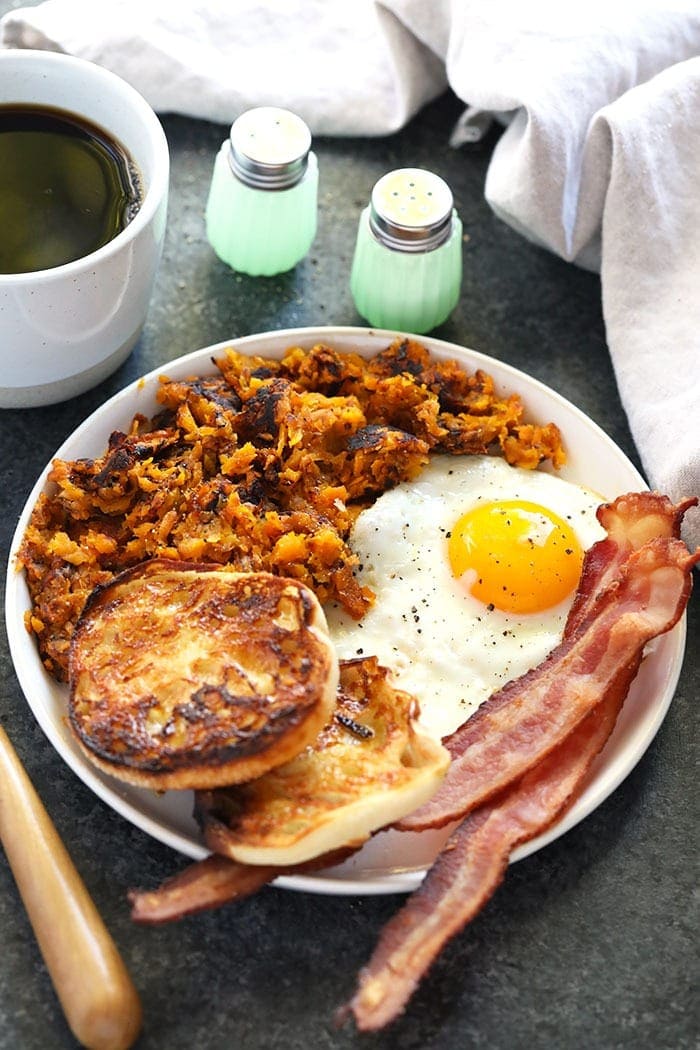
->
<box><xmin>0</xmin><ymin>725</ymin><xmax>142</xmax><ymax>1050</ymax></box>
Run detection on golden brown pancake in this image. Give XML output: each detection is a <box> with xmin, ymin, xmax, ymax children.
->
<box><xmin>196</xmin><ymin>657</ymin><xmax>450</xmax><ymax>866</ymax></box>
<box><xmin>68</xmin><ymin>560</ymin><xmax>338</xmax><ymax>790</ymax></box>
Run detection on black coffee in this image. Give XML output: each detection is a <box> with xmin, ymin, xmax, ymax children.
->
<box><xmin>0</xmin><ymin>104</ymin><xmax>142</xmax><ymax>274</ymax></box>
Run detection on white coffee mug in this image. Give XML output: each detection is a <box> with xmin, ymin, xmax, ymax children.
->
<box><xmin>0</xmin><ymin>50</ymin><xmax>169</xmax><ymax>408</ymax></box>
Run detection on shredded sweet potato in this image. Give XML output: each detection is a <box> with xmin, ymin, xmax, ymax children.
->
<box><xmin>18</xmin><ymin>337</ymin><xmax>565</xmax><ymax>681</ymax></box>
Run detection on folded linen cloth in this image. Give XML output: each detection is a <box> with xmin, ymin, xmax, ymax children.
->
<box><xmin>0</xmin><ymin>0</ymin><xmax>448</xmax><ymax>134</ymax></box>
<box><xmin>2</xmin><ymin>0</ymin><xmax>699</xmax><ymax>548</ymax></box>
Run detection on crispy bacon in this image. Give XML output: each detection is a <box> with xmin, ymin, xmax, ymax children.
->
<box><xmin>397</xmin><ymin>532</ymin><xmax>698</xmax><ymax>834</ymax></box>
<box><xmin>565</xmin><ymin>492</ymin><xmax>695</xmax><ymax>637</ymax></box>
<box><xmin>343</xmin><ymin>498</ymin><xmax>698</xmax><ymax>1030</ymax></box>
<box><xmin>128</xmin><ymin>855</ymin><xmax>278</xmax><ymax>924</ymax></box>
<box><xmin>128</xmin><ymin>846</ymin><xmax>358</xmax><ymax>925</ymax></box>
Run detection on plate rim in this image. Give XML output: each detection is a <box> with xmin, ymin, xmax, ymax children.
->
<box><xmin>5</xmin><ymin>325</ymin><xmax>686</xmax><ymax>896</ymax></box>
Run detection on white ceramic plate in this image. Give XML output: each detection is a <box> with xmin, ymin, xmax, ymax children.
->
<box><xmin>6</xmin><ymin>327</ymin><xmax>687</xmax><ymax>895</ymax></box>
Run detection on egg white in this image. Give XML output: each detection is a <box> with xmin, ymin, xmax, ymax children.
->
<box><xmin>325</xmin><ymin>455</ymin><xmax>605</xmax><ymax>742</ymax></box>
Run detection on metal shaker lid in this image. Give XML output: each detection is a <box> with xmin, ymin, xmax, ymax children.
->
<box><xmin>228</xmin><ymin>107</ymin><xmax>312</xmax><ymax>190</ymax></box>
<box><xmin>369</xmin><ymin>168</ymin><xmax>454</xmax><ymax>253</ymax></box>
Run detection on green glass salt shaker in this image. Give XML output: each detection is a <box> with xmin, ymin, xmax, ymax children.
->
<box><xmin>350</xmin><ymin>168</ymin><xmax>462</xmax><ymax>333</ymax></box>
<box><xmin>206</xmin><ymin>107</ymin><xmax>318</xmax><ymax>276</ymax></box>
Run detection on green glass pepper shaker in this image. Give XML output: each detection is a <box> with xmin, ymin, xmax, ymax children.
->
<box><xmin>350</xmin><ymin>168</ymin><xmax>462</xmax><ymax>333</ymax></box>
<box><xmin>206</xmin><ymin>107</ymin><xmax>318</xmax><ymax>276</ymax></box>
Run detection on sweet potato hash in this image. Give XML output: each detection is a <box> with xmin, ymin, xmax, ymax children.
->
<box><xmin>18</xmin><ymin>337</ymin><xmax>565</xmax><ymax>681</ymax></box>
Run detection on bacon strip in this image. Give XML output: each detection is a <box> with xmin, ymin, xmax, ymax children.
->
<box><xmin>129</xmin><ymin>855</ymin><xmax>279</xmax><ymax>924</ymax></box>
<box><xmin>128</xmin><ymin>845</ymin><xmax>359</xmax><ymax>924</ymax></box>
<box><xmin>343</xmin><ymin>502</ymin><xmax>698</xmax><ymax>1030</ymax></box>
<box><xmin>344</xmin><ymin>676</ymin><xmax>631</xmax><ymax>1031</ymax></box>
<box><xmin>397</xmin><ymin>535</ymin><xmax>698</xmax><ymax>833</ymax></box>
<box><xmin>565</xmin><ymin>493</ymin><xmax>695</xmax><ymax>637</ymax></box>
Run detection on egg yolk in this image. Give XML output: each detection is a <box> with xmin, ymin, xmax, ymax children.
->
<box><xmin>448</xmin><ymin>499</ymin><xmax>584</xmax><ymax>614</ymax></box>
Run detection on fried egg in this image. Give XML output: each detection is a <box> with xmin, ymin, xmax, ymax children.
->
<box><xmin>326</xmin><ymin>455</ymin><xmax>605</xmax><ymax>741</ymax></box>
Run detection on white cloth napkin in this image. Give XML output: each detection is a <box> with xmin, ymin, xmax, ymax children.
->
<box><xmin>3</xmin><ymin>0</ymin><xmax>699</xmax><ymax>548</ymax></box>
<box><xmin>0</xmin><ymin>0</ymin><xmax>448</xmax><ymax>133</ymax></box>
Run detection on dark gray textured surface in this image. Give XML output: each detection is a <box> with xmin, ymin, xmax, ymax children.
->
<box><xmin>1</xmin><ymin>37</ymin><xmax>698</xmax><ymax>1050</ymax></box>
